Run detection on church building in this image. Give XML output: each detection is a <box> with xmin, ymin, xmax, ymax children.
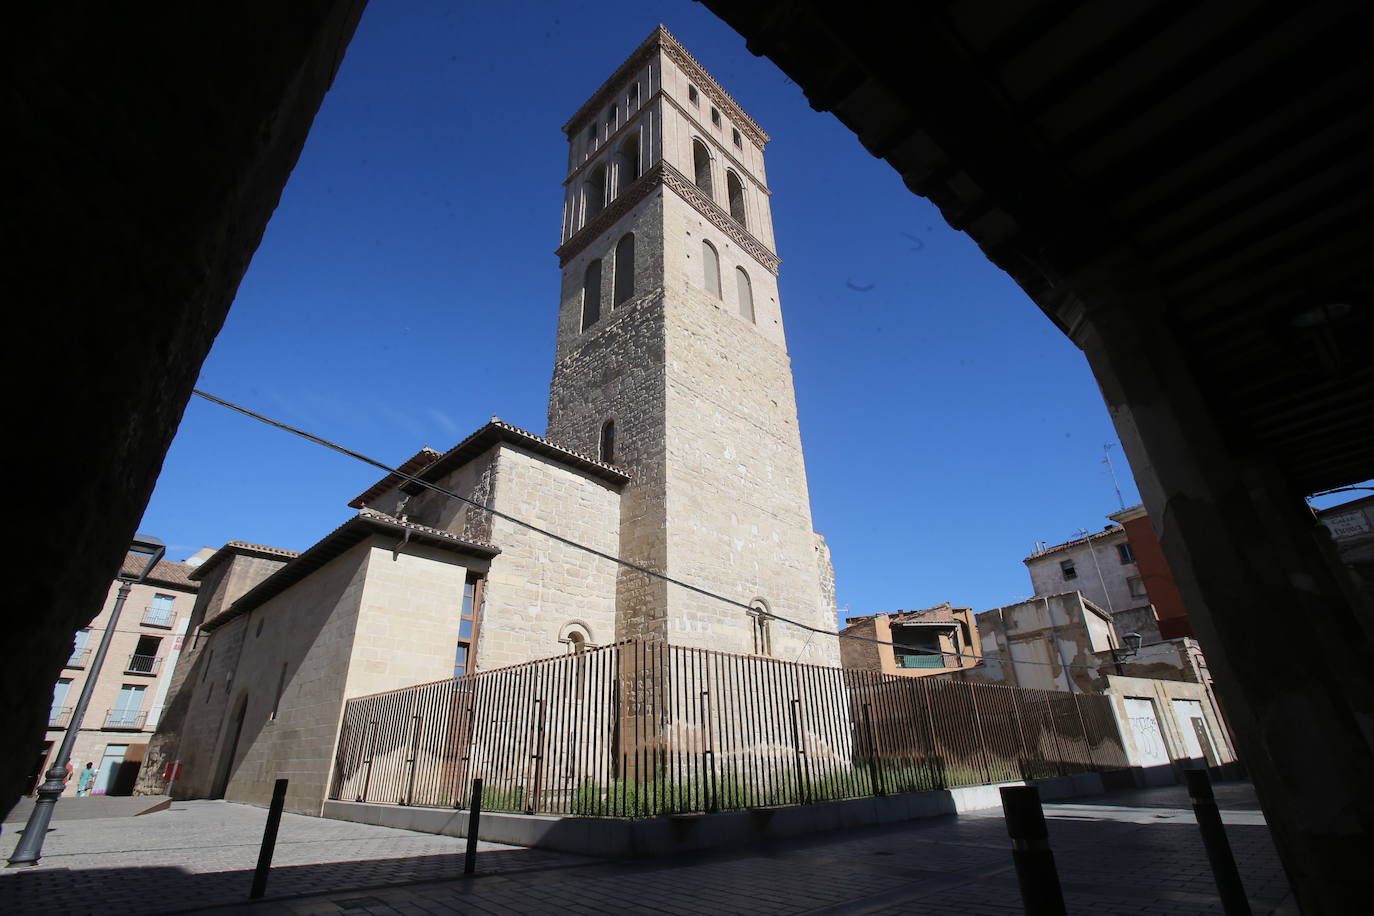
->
<box><xmin>141</xmin><ymin>26</ymin><xmax>841</xmax><ymax>812</ymax></box>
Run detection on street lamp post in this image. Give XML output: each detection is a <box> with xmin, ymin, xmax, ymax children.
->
<box><xmin>8</xmin><ymin>534</ymin><xmax>165</xmax><ymax>868</ymax></box>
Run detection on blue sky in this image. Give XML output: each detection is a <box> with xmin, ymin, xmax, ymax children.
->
<box><xmin>140</xmin><ymin>1</ymin><xmax>1151</xmax><ymax>619</ymax></box>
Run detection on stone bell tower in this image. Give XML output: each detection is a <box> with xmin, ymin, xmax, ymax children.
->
<box><xmin>546</xmin><ymin>26</ymin><xmax>839</xmax><ymax>666</ymax></box>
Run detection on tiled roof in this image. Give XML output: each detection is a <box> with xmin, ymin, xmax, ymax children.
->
<box><xmin>400</xmin><ymin>418</ymin><xmax>631</xmax><ymax>495</ymax></box>
<box><xmin>348</xmin><ymin>447</ymin><xmax>443</xmax><ymax>510</ymax></box>
<box><xmin>188</xmin><ymin>540</ymin><xmax>301</xmax><ymax>581</ymax></box>
<box><xmin>841</xmin><ymin>603</ymin><xmax>971</xmax><ymax>630</ymax></box>
<box><xmin>200</xmin><ymin>510</ymin><xmax>498</xmax><ymax>632</ymax></box>
<box><xmin>118</xmin><ymin>553</ymin><xmax>199</xmax><ymax>591</ymax></box>
<box><xmin>1024</xmin><ymin>526</ymin><xmax>1124</xmax><ymax>562</ymax></box>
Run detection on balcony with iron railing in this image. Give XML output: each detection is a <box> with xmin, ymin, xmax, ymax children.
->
<box><xmin>48</xmin><ymin>707</ymin><xmax>73</xmax><ymax>728</ymax></box>
<box><xmin>104</xmin><ymin>709</ymin><xmax>148</xmax><ymax>730</ymax></box>
<box><xmin>141</xmin><ymin>605</ymin><xmax>176</xmax><ymax>628</ymax></box>
<box><xmin>65</xmin><ymin>648</ymin><xmax>91</xmax><ymax>669</ymax></box>
<box><xmin>125</xmin><ymin>654</ymin><xmax>163</xmax><ymax>676</ymax></box>
<box><xmin>895</xmin><ymin>652</ymin><xmax>946</xmax><ymax>669</ymax></box>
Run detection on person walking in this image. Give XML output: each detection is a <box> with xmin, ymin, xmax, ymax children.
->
<box><xmin>76</xmin><ymin>762</ymin><xmax>97</xmax><ymax>797</ymax></box>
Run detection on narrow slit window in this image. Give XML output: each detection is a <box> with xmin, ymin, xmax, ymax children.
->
<box><xmin>629</xmin><ymin>82</ymin><xmax>640</xmax><ymax>109</ymax></box>
<box><xmin>736</xmin><ymin>267</ymin><xmax>754</xmax><ymax>323</ymax></box>
<box><xmin>613</xmin><ymin>233</ymin><xmax>635</xmax><ymax>305</ymax></box>
<box><xmin>600</xmin><ymin>419</ymin><xmax>615</xmax><ymax>464</ymax></box>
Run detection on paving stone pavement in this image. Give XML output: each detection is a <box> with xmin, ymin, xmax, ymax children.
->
<box><xmin>0</xmin><ymin>783</ymin><xmax>1294</xmax><ymax>915</ymax></box>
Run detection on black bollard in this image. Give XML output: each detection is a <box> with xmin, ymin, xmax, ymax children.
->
<box><xmin>1185</xmin><ymin>769</ymin><xmax>1251</xmax><ymax>915</ymax></box>
<box><xmin>464</xmin><ymin>778</ymin><xmax>483</xmax><ymax>876</ymax></box>
<box><xmin>1000</xmin><ymin>785</ymin><xmax>1066</xmax><ymax>916</ymax></box>
<box><xmin>250</xmin><ymin>779</ymin><xmax>289</xmax><ymax>899</ymax></box>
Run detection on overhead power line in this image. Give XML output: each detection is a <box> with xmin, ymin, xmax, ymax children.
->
<box><xmin>191</xmin><ymin>389</ymin><xmax>1120</xmax><ymax>672</ymax></box>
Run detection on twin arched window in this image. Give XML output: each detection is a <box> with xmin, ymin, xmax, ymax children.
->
<box><xmin>699</xmin><ymin>240</ymin><xmax>755</xmax><ymax>323</ymax></box>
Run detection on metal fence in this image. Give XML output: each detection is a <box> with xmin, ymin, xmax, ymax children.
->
<box><xmin>329</xmin><ymin>639</ymin><xmax>1126</xmax><ymax>818</ymax></box>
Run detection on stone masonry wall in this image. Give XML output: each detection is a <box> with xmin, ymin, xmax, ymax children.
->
<box><xmin>478</xmin><ymin>445</ymin><xmax>622</xmax><ymax>669</ymax></box>
<box><xmin>659</xmin><ymin>190</ymin><xmax>840</xmax><ymax>664</ymax></box>
<box><xmin>548</xmin><ymin>192</ymin><xmax>671</xmax><ymax>643</ymax></box>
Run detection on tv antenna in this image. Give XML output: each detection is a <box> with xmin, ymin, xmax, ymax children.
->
<box><xmin>1103</xmin><ymin>442</ymin><xmax>1125</xmax><ymax>510</ymax></box>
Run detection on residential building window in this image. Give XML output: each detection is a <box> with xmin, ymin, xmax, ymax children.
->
<box><xmin>1128</xmin><ymin>575</ymin><xmax>1148</xmax><ymax>598</ymax></box>
<box><xmin>1117</xmin><ymin>543</ymin><xmax>1136</xmax><ymax>564</ymax></box>
<box><xmin>613</xmin><ymin>233</ymin><xmax>635</xmax><ymax>305</ymax></box>
<box><xmin>128</xmin><ymin>635</ymin><xmax>161</xmax><ymax>675</ymax></box>
<box><xmin>702</xmin><ymin>240</ymin><xmax>721</xmax><ymax>298</ymax></box>
<box><xmin>710</xmin><ymin>106</ymin><xmax>721</xmax><ymax>127</ymax></box>
<box><xmin>1060</xmin><ymin>559</ymin><xmax>1077</xmax><ymax>580</ymax></box>
<box><xmin>692</xmin><ymin>139</ymin><xmax>713</xmax><ymax>195</ymax></box>
<box><xmin>600</xmin><ymin>419</ymin><xmax>616</xmax><ymax>464</ymax></box>
<box><xmin>726</xmin><ymin>170</ymin><xmax>746</xmax><ymax>226</ymax></box>
<box><xmin>581</xmin><ymin>259</ymin><xmax>602</xmax><ymax>331</ymax></box>
<box><xmin>688</xmin><ymin>84</ymin><xmax>699</xmax><ymax>105</ymax></box>
<box><xmin>67</xmin><ymin>628</ymin><xmax>91</xmax><ymax>668</ymax></box>
<box><xmin>110</xmin><ymin>684</ymin><xmax>146</xmax><ymax>728</ymax></box>
<box><xmin>606</xmin><ymin>103</ymin><xmax>617</xmax><ymax>133</ymax></box>
<box><xmin>732</xmin><ymin>128</ymin><xmax>742</xmax><ymax>148</ymax></box>
<box><xmin>454</xmin><ymin>574</ymin><xmax>483</xmax><ymax>678</ymax></box>
<box><xmin>144</xmin><ymin>593</ymin><xmax>175</xmax><ymax>627</ymax></box>
<box><xmin>50</xmin><ymin>678</ymin><xmax>73</xmax><ymax>727</ymax></box>
<box><xmin>736</xmin><ymin>267</ymin><xmax>754</xmax><ymax>323</ymax></box>
<box><xmin>628</xmin><ymin>82</ymin><xmax>640</xmax><ymax>109</ymax></box>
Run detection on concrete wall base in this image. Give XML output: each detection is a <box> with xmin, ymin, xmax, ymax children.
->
<box><xmin>321</xmin><ymin>772</ymin><xmax>1107</xmax><ymax>858</ymax></box>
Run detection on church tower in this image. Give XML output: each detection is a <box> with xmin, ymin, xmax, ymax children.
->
<box><xmin>547</xmin><ymin>27</ymin><xmax>839</xmax><ymax>666</ymax></box>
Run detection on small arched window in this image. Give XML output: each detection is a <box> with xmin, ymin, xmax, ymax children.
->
<box><xmin>750</xmin><ymin>601</ymin><xmax>772</xmax><ymax>657</ymax></box>
<box><xmin>692</xmin><ymin>139</ymin><xmax>713</xmax><ymax>195</ymax></box>
<box><xmin>727</xmin><ymin>171</ymin><xmax>746</xmax><ymax>226</ymax></box>
<box><xmin>613</xmin><ymin>233</ymin><xmax>635</xmax><ymax>306</ymax></box>
<box><xmin>581</xmin><ymin>259</ymin><xmax>602</xmax><ymax>331</ymax></box>
<box><xmin>702</xmin><ymin>240</ymin><xmax>721</xmax><ymax>298</ymax></box>
<box><xmin>600</xmin><ymin>419</ymin><xmax>615</xmax><ymax>464</ymax></box>
<box><xmin>736</xmin><ymin>267</ymin><xmax>754</xmax><ymax>323</ymax></box>
<box><xmin>585</xmin><ymin>165</ymin><xmax>606</xmax><ymax>222</ymax></box>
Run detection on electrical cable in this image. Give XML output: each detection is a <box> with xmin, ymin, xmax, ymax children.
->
<box><xmin>191</xmin><ymin>388</ymin><xmax>1129</xmax><ymax>672</ymax></box>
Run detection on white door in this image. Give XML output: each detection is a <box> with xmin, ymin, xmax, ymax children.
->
<box><xmin>1171</xmin><ymin>699</ymin><xmax>1214</xmax><ymax>766</ymax></box>
<box><xmin>1124</xmin><ymin>697</ymin><xmax>1171</xmax><ymax>776</ymax></box>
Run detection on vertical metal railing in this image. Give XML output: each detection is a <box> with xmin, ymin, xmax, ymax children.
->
<box><xmin>329</xmin><ymin>638</ymin><xmax>1128</xmax><ymax>817</ymax></box>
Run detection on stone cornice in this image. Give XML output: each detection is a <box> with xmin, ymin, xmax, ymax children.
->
<box><xmin>659</xmin><ymin>35</ymin><xmax>769</xmax><ymax>149</ymax></box>
<box><xmin>555</xmin><ymin>160</ymin><xmax>781</xmax><ymax>276</ymax></box>
<box><xmin>562</xmin><ymin>25</ymin><xmax>769</xmax><ymax>150</ymax></box>
<box><xmin>556</xmin><ymin>161</ymin><xmax>667</xmax><ymax>267</ymax></box>
<box><xmin>661</xmin><ymin>92</ymin><xmax>772</xmax><ymax>197</ymax></box>
<box><xmin>660</xmin><ymin>162</ymin><xmax>780</xmax><ymax>275</ymax></box>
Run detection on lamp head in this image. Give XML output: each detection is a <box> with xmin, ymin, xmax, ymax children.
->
<box><xmin>121</xmin><ymin>534</ymin><xmax>166</xmax><ymax>584</ymax></box>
